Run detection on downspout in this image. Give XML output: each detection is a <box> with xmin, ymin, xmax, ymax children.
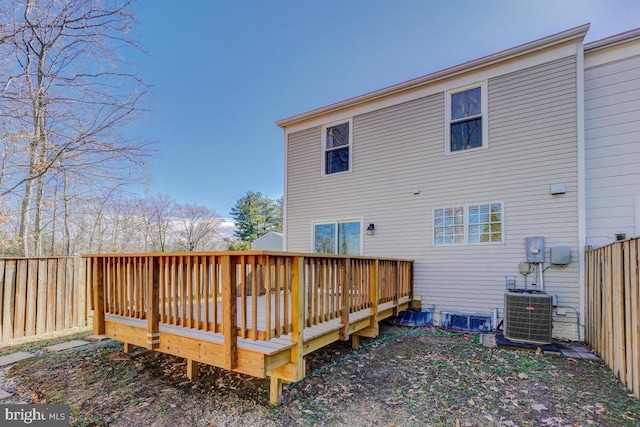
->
<box><xmin>576</xmin><ymin>37</ymin><xmax>587</xmax><ymax>341</ymax></box>
<box><xmin>282</xmin><ymin>125</ymin><xmax>288</xmax><ymax>251</ymax></box>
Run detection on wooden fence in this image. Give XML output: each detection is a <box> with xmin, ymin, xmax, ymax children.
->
<box><xmin>585</xmin><ymin>238</ymin><xmax>640</xmax><ymax>398</ymax></box>
<box><xmin>0</xmin><ymin>257</ymin><xmax>91</xmax><ymax>342</ymax></box>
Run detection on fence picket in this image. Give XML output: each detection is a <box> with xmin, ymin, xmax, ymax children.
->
<box><xmin>14</xmin><ymin>260</ymin><xmax>28</xmax><ymax>338</ymax></box>
<box><xmin>586</xmin><ymin>238</ymin><xmax>640</xmax><ymax>399</ymax></box>
<box><xmin>0</xmin><ymin>257</ymin><xmax>91</xmax><ymax>342</ymax></box>
<box><xmin>2</xmin><ymin>260</ymin><xmax>16</xmax><ymax>340</ymax></box>
<box><xmin>25</xmin><ymin>259</ymin><xmax>38</xmax><ymax>336</ymax></box>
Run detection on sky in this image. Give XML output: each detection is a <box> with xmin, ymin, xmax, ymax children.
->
<box><xmin>126</xmin><ymin>0</ymin><xmax>640</xmax><ymax>218</ymax></box>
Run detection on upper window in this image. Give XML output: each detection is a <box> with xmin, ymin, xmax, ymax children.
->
<box><xmin>434</xmin><ymin>202</ymin><xmax>503</xmax><ymax>245</ymax></box>
<box><xmin>446</xmin><ymin>83</ymin><xmax>487</xmax><ymax>154</ymax></box>
<box><xmin>323</xmin><ymin>120</ymin><xmax>351</xmax><ymax>175</ymax></box>
<box><xmin>314</xmin><ymin>220</ymin><xmax>361</xmax><ymax>255</ymax></box>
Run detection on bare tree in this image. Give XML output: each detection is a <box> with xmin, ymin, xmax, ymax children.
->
<box><xmin>142</xmin><ymin>193</ymin><xmax>176</xmax><ymax>252</ymax></box>
<box><xmin>174</xmin><ymin>203</ymin><xmax>222</xmax><ymax>252</ymax></box>
<box><xmin>0</xmin><ymin>0</ymin><xmax>151</xmax><ymax>256</ymax></box>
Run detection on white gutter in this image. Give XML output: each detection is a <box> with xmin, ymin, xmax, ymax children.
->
<box><xmin>584</xmin><ymin>27</ymin><xmax>640</xmax><ymax>52</ymax></box>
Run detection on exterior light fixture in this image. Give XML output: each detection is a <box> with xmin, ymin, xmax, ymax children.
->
<box><xmin>366</xmin><ymin>223</ymin><xmax>375</xmax><ymax>236</ymax></box>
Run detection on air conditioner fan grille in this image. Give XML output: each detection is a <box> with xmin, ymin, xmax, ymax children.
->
<box><xmin>504</xmin><ymin>292</ymin><xmax>553</xmax><ymax>345</ymax></box>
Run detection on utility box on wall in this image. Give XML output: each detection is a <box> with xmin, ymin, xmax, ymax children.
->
<box><xmin>525</xmin><ymin>237</ymin><xmax>545</xmax><ymax>263</ymax></box>
<box><xmin>550</xmin><ymin>246</ymin><xmax>571</xmax><ymax>265</ymax></box>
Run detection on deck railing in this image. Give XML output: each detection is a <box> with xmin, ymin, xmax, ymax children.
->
<box><xmin>87</xmin><ymin>252</ymin><xmax>413</xmax><ymax>344</ymax></box>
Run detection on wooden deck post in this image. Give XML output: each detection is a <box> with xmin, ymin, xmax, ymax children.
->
<box><xmin>222</xmin><ymin>255</ymin><xmax>237</xmax><ymax>371</ymax></box>
<box><xmin>393</xmin><ymin>260</ymin><xmax>401</xmax><ymax>316</ymax></box>
<box><xmin>146</xmin><ymin>257</ymin><xmax>160</xmax><ymax>350</ymax></box>
<box><xmin>351</xmin><ymin>334</ymin><xmax>360</xmax><ymax>350</ymax></box>
<box><xmin>354</xmin><ymin>259</ymin><xmax>380</xmax><ymax>344</ymax></box>
<box><xmin>291</xmin><ymin>256</ymin><xmax>305</xmax><ymax>377</ymax></box>
<box><xmin>267</xmin><ymin>256</ymin><xmax>306</xmax><ymax>405</ymax></box>
<box><xmin>187</xmin><ymin>359</ymin><xmax>198</xmax><ymax>380</ymax></box>
<box><xmin>92</xmin><ymin>257</ymin><xmax>105</xmax><ymax>335</ymax></box>
<box><xmin>340</xmin><ymin>259</ymin><xmax>351</xmax><ymax>341</ymax></box>
<box><xmin>371</xmin><ymin>260</ymin><xmax>379</xmax><ymax>326</ymax></box>
<box><xmin>270</xmin><ymin>377</ymin><xmax>283</xmax><ymax>405</ymax></box>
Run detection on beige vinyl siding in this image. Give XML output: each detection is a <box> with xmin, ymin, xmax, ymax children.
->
<box><xmin>285</xmin><ymin>56</ymin><xmax>580</xmax><ymax>335</ymax></box>
<box><xmin>585</xmin><ymin>52</ymin><xmax>640</xmax><ymax>247</ymax></box>
<box><xmin>286</xmin><ymin>126</ymin><xmax>322</xmax><ymax>251</ymax></box>
<box><xmin>422</xmin><ymin>56</ymin><xmax>579</xmax><ymax>317</ymax></box>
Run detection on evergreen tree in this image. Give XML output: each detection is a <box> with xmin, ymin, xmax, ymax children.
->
<box><xmin>230</xmin><ymin>191</ymin><xmax>282</xmax><ymax>244</ymax></box>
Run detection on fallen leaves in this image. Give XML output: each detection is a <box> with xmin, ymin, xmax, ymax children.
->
<box><xmin>4</xmin><ymin>325</ymin><xmax>640</xmax><ymax>427</ymax></box>
<box><xmin>532</xmin><ymin>402</ymin><xmax>548</xmax><ymax>412</ymax></box>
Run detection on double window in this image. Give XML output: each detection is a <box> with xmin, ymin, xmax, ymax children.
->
<box><xmin>322</xmin><ymin>120</ymin><xmax>351</xmax><ymax>175</ymax></box>
<box><xmin>434</xmin><ymin>203</ymin><xmax>503</xmax><ymax>245</ymax></box>
<box><xmin>314</xmin><ymin>220</ymin><xmax>361</xmax><ymax>255</ymax></box>
<box><xmin>446</xmin><ymin>83</ymin><xmax>487</xmax><ymax>153</ymax></box>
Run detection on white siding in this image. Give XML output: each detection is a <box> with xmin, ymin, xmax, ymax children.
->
<box><xmin>285</xmin><ymin>56</ymin><xmax>581</xmax><ymax>336</ymax></box>
<box><xmin>585</xmin><ymin>50</ymin><xmax>640</xmax><ymax>247</ymax></box>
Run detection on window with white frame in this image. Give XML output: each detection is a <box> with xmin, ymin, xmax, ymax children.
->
<box><xmin>322</xmin><ymin>120</ymin><xmax>351</xmax><ymax>174</ymax></box>
<box><xmin>433</xmin><ymin>207</ymin><xmax>464</xmax><ymax>245</ymax></box>
<box><xmin>446</xmin><ymin>83</ymin><xmax>487</xmax><ymax>153</ymax></box>
<box><xmin>434</xmin><ymin>202</ymin><xmax>503</xmax><ymax>245</ymax></box>
<box><xmin>314</xmin><ymin>220</ymin><xmax>361</xmax><ymax>254</ymax></box>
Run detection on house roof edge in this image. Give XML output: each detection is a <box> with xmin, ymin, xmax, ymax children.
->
<box><xmin>276</xmin><ymin>23</ymin><xmax>590</xmax><ymax>129</ymax></box>
<box><xmin>584</xmin><ymin>27</ymin><xmax>640</xmax><ymax>53</ymax></box>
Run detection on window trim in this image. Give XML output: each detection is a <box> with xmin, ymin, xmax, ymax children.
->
<box><xmin>444</xmin><ymin>82</ymin><xmax>488</xmax><ymax>155</ymax></box>
<box><xmin>433</xmin><ymin>202</ymin><xmax>504</xmax><ymax>246</ymax></box>
<box><xmin>311</xmin><ymin>218</ymin><xmax>363</xmax><ymax>255</ymax></box>
<box><xmin>321</xmin><ymin>118</ymin><xmax>353</xmax><ymax>176</ymax></box>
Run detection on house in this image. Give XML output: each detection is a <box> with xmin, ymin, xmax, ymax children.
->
<box><xmin>584</xmin><ymin>29</ymin><xmax>640</xmax><ymax>248</ymax></box>
<box><xmin>277</xmin><ymin>24</ymin><xmax>640</xmax><ymax>341</ymax></box>
<box><xmin>250</xmin><ymin>231</ymin><xmax>283</xmax><ymax>250</ymax></box>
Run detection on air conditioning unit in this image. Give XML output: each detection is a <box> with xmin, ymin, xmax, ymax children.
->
<box><xmin>504</xmin><ymin>291</ymin><xmax>553</xmax><ymax>345</ymax></box>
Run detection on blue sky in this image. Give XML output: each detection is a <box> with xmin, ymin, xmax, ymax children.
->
<box><xmin>128</xmin><ymin>0</ymin><xmax>640</xmax><ymax>217</ymax></box>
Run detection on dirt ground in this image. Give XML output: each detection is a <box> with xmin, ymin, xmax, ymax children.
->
<box><xmin>1</xmin><ymin>324</ymin><xmax>639</xmax><ymax>426</ymax></box>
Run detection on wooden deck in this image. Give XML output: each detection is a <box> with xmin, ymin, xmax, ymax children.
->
<box><xmin>86</xmin><ymin>251</ymin><xmax>414</xmax><ymax>404</ymax></box>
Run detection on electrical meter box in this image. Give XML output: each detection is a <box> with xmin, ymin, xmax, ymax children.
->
<box><xmin>525</xmin><ymin>237</ymin><xmax>545</xmax><ymax>263</ymax></box>
<box><xmin>550</xmin><ymin>246</ymin><xmax>571</xmax><ymax>265</ymax></box>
